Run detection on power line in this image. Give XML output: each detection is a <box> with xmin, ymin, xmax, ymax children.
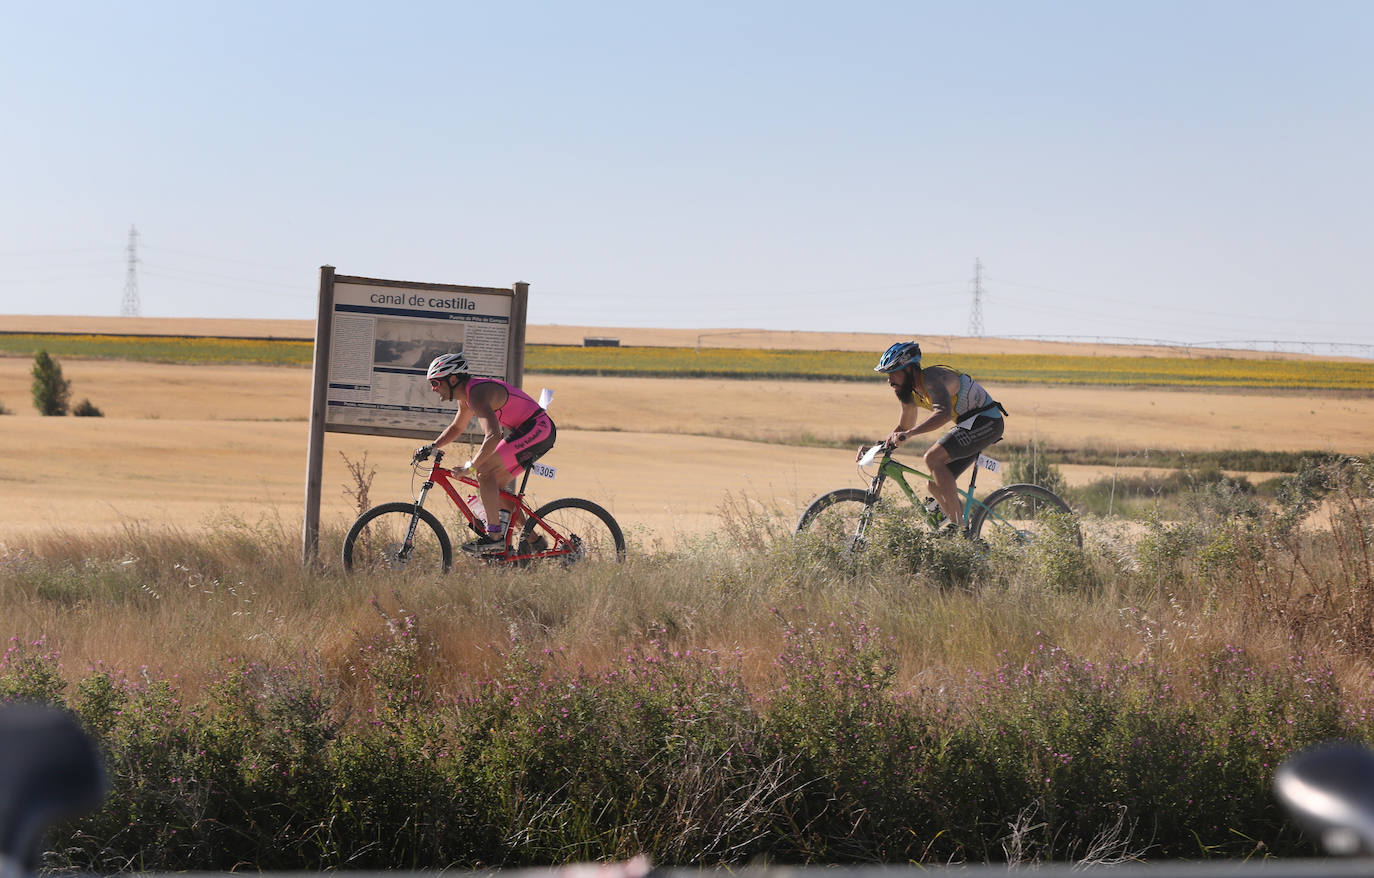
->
<box><xmin>140</xmin><ymin>268</ymin><xmax>315</xmax><ymax>300</ymax></box>
<box><xmin>986</xmin><ymin>274</ymin><xmax>1372</xmax><ymax>332</ymax></box>
<box><xmin>140</xmin><ymin>243</ymin><xmax>299</xmax><ymax>273</ymax></box>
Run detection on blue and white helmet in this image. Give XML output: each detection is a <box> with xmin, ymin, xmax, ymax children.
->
<box><xmin>426</xmin><ymin>352</ymin><xmax>469</xmax><ymax>380</ymax></box>
<box><xmin>873</xmin><ymin>341</ymin><xmax>921</xmax><ymax>373</ymax></box>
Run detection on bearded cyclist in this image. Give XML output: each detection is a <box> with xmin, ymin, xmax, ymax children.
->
<box><xmin>870</xmin><ymin>341</ymin><xmax>1006</xmax><ymax>534</ymax></box>
<box><xmin>416</xmin><ymin>353</ymin><xmax>556</xmax><ymax>555</ymax></box>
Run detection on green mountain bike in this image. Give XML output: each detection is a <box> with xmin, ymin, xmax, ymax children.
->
<box><xmin>796</xmin><ymin>442</ymin><xmax>1079</xmax><ymax>553</ymax></box>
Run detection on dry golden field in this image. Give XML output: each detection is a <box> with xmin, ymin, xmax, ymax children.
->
<box><xmin>2</xmin><ymin>316</ymin><xmax>1371</xmax><ymax>548</ymax></box>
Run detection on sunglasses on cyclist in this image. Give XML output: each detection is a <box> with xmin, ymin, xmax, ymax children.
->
<box><xmin>429</xmin><ymin>378</ymin><xmax>443</xmax><ymax>388</ymax></box>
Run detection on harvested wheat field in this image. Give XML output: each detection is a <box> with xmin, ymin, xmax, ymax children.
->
<box><xmin>1</xmin><ymin>318</ymin><xmax>1370</xmax><ymax>548</ymax></box>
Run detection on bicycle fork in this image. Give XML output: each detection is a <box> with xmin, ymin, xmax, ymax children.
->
<box><xmin>849</xmin><ymin>470</ymin><xmax>889</xmax><ymax>554</ymax></box>
<box><xmin>394</xmin><ymin>478</ymin><xmax>437</xmax><ymax>563</ymax></box>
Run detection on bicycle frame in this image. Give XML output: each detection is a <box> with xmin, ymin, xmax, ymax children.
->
<box><xmin>861</xmin><ymin>444</ymin><xmax>994</xmax><ymax>531</ymax></box>
<box><xmin>411</xmin><ymin>450</ymin><xmax>555</xmax><ymax>563</ymax></box>
<box><xmin>419</xmin><ymin>457</ymin><xmax>526</xmax><ymax>533</ymax></box>
<box><xmin>797</xmin><ymin>443</ymin><xmax>1074</xmax><ymax>554</ymax></box>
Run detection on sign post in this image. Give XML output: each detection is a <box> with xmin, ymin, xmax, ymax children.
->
<box><xmin>302</xmin><ymin>269</ymin><xmax>529</xmax><ymax>564</ymax></box>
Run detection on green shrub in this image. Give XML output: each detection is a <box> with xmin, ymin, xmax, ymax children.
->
<box><xmin>1020</xmin><ymin>510</ymin><xmax>1095</xmax><ymax>592</ymax></box>
<box><xmin>1272</xmin><ymin>455</ymin><xmax>1370</xmax><ymax>533</ymax></box>
<box><xmin>1071</xmin><ymin>465</ymin><xmax>1258</xmax><ymax>520</ymax></box>
<box><xmin>8</xmin><ymin>491</ymin><xmax>1374</xmax><ymax>870</ymax></box>
<box><xmin>72</xmin><ymin>398</ymin><xmax>104</xmax><ymax>417</ymax></box>
<box><xmin>1006</xmin><ymin>440</ymin><xmax>1068</xmax><ymax>497</ymax></box>
<box><xmin>1232</xmin><ymin>457</ymin><xmax>1374</xmax><ymax>654</ymax></box>
<box><xmin>30</xmin><ymin>349</ymin><xmax>71</xmax><ymax>416</ymax></box>
<box><xmin>10</xmin><ymin>623</ymin><xmax>1362</xmax><ymax>871</ymax></box>
<box><xmin>0</xmin><ymin>636</ymin><xmax>66</xmax><ymax>704</ymax></box>
<box><xmin>865</xmin><ymin>503</ymin><xmax>989</xmax><ymax>589</ymax></box>
<box><xmin>1135</xmin><ymin>512</ymin><xmax>1204</xmax><ymax>585</ymax></box>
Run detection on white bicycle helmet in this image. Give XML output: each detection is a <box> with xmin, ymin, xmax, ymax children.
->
<box><xmin>874</xmin><ymin>341</ymin><xmax>921</xmax><ymax>373</ymax></box>
<box><xmin>426</xmin><ymin>353</ymin><xmax>469</xmax><ymax>380</ymax></box>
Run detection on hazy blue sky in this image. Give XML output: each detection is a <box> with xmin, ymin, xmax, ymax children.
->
<box><xmin>2</xmin><ymin>1</ymin><xmax>1371</xmax><ymax>350</ymax></box>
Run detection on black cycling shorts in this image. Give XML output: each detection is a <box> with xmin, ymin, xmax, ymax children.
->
<box><xmin>501</xmin><ymin>412</ymin><xmax>556</xmax><ymax>474</ymax></box>
<box><xmin>938</xmin><ymin>415</ymin><xmax>1005</xmax><ymax>479</ymax></box>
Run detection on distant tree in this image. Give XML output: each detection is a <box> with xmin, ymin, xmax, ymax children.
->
<box><xmin>31</xmin><ymin>349</ymin><xmax>71</xmax><ymax>416</ymax></box>
<box><xmin>72</xmin><ymin>398</ymin><xmax>104</xmax><ymax>417</ymax></box>
<box><xmin>0</xmin><ymin>399</ymin><xmax>10</xmax><ymax>415</ymax></box>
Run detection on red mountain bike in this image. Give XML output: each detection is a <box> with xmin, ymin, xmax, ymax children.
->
<box><xmin>342</xmin><ymin>448</ymin><xmax>625</xmax><ymax>572</ymax></box>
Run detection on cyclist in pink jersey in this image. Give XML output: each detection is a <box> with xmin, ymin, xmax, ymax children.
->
<box><xmin>417</xmin><ymin>353</ymin><xmax>557</xmax><ymax>555</ymax></box>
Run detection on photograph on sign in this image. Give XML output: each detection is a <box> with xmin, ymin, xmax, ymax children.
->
<box><xmin>372</xmin><ymin>317</ymin><xmax>469</xmax><ymax>410</ymax></box>
<box><xmin>373</xmin><ymin>317</ymin><xmax>468</xmax><ymax>370</ymax></box>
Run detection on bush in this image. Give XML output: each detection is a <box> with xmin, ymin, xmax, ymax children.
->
<box><xmin>72</xmin><ymin>398</ymin><xmax>104</xmax><ymax>417</ymax></box>
<box><xmin>31</xmin><ymin>349</ymin><xmax>71</xmax><ymax>416</ymax></box>
<box><xmin>867</xmin><ymin>507</ymin><xmax>989</xmax><ymax>589</ymax></box>
<box><xmin>9</xmin><ymin>621</ymin><xmax>1356</xmax><ymax>870</ymax></box>
<box><xmin>1006</xmin><ymin>440</ymin><xmax>1068</xmax><ymax>497</ymax></box>
<box><xmin>1233</xmin><ymin>456</ymin><xmax>1374</xmax><ymax>654</ymax></box>
<box><xmin>1070</xmin><ymin>466</ymin><xmax>1258</xmax><ymax>520</ymax></box>
<box><xmin>0</xmin><ymin>399</ymin><xmax>9</xmax><ymax>415</ymax></box>
<box><xmin>6</xmin><ymin>476</ymin><xmax>1372</xmax><ymax>869</ymax></box>
<box><xmin>1021</xmin><ymin>510</ymin><xmax>1095</xmax><ymax>592</ymax></box>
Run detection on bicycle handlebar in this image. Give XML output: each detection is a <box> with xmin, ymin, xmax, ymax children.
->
<box><xmin>856</xmin><ymin>443</ymin><xmax>890</xmax><ymax>467</ymax></box>
<box><xmin>411</xmin><ymin>445</ymin><xmax>445</xmax><ymax>466</ymax></box>
<box><xmin>411</xmin><ymin>448</ymin><xmax>476</xmax><ymax>479</ymax></box>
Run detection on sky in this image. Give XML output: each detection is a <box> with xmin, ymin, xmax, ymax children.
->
<box><xmin>2</xmin><ymin>1</ymin><xmax>1371</xmax><ymax>353</ymax></box>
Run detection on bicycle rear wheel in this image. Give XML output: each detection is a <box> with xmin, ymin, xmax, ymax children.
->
<box><xmin>519</xmin><ymin>497</ymin><xmax>626</xmax><ymax>564</ymax></box>
<box><xmin>342</xmin><ymin>502</ymin><xmax>453</xmax><ymax>573</ymax></box>
<box><xmin>795</xmin><ymin>488</ymin><xmax>873</xmax><ymax>553</ymax></box>
<box><xmin>968</xmin><ymin>484</ymin><xmax>1079</xmax><ymax>547</ymax></box>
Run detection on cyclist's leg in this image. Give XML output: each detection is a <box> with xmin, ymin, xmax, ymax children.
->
<box><xmin>923</xmin><ymin>444</ymin><xmax>964</xmax><ymax>527</ymax></box>
<box><xmin>488</xmin><ymin>416</ymin><xmax>557</xmax><ymax>522</ymax></box>
<box><xmin>927</xmin><ymin>416</ymin><xmax>1005</xmax><ymax>528</ymax></box>
<box><xmin>472</xmin><ymin>454</ymin><xmax>515</xmax><ymax>536</ymax></box>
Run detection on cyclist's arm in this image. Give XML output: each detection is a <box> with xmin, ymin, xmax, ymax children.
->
<box><xmin>432</xmin><ymin>404</ymin><xmax>476</xmax><ymax>449</ymax></box>
<box><xmin>887</xmin><ymin>399</ymin><xmax>920</xmax><ymax>446</ymax></box>
<box><xmin>893</xmin><ymin>382</ymin><xmax>954</xmax><ymax>443</ymax></box>
<box><xmin>903</xmin><ymin>410</ymin><xmax>953</xmax><ymax>438</ymax></box>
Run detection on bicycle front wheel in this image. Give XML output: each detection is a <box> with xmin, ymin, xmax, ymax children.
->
<box><xmin>968</xmin><ymin>484</ymin><xmax>1080</xmax><ymax>547</ymax></box>
<box><xmin>342</xmin><ymin>502</ymin><xmax>453</xmax><ymax>573</ymax></box>
<box><xmin>795</xmin><ymin>488</ymin><xmax>874</xmax><ymax>553</ymax></box>
<box><xmin>520</xmin><ymin>497</ymin><xmax>626</xmax><ymax>565</ymax></box>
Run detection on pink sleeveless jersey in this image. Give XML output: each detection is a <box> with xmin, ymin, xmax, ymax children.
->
<box><xmin>468</xmin><ymin>377</ymin><xmax>543</xmax><ymax>428</ymax></box>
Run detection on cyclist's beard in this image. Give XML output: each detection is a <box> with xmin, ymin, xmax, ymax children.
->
<box><xmin>891</xmin><ymin>371</ymin><xmax>917</xmax><ymax>405</ymax></box>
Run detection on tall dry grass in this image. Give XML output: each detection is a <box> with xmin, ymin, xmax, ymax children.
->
<box><xmin>3</xmin><ymin>455</ymin><xmax>1373</xmax><ymax>868</ymax></box>
<box><xmin>3</xmin><ymin>455</ymin><xmax>1371</xmax><ymax>705</ymax></box>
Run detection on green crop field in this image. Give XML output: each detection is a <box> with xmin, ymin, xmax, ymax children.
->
<box><xmin>2</xmin><ymin>333</ymin><xmax>1372</xmax><ymax>390</ymax></box>
<box><xmin>0</xmin><ymin>333</ymin><xmax>312</xmax><ymax>367</ymax></box>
